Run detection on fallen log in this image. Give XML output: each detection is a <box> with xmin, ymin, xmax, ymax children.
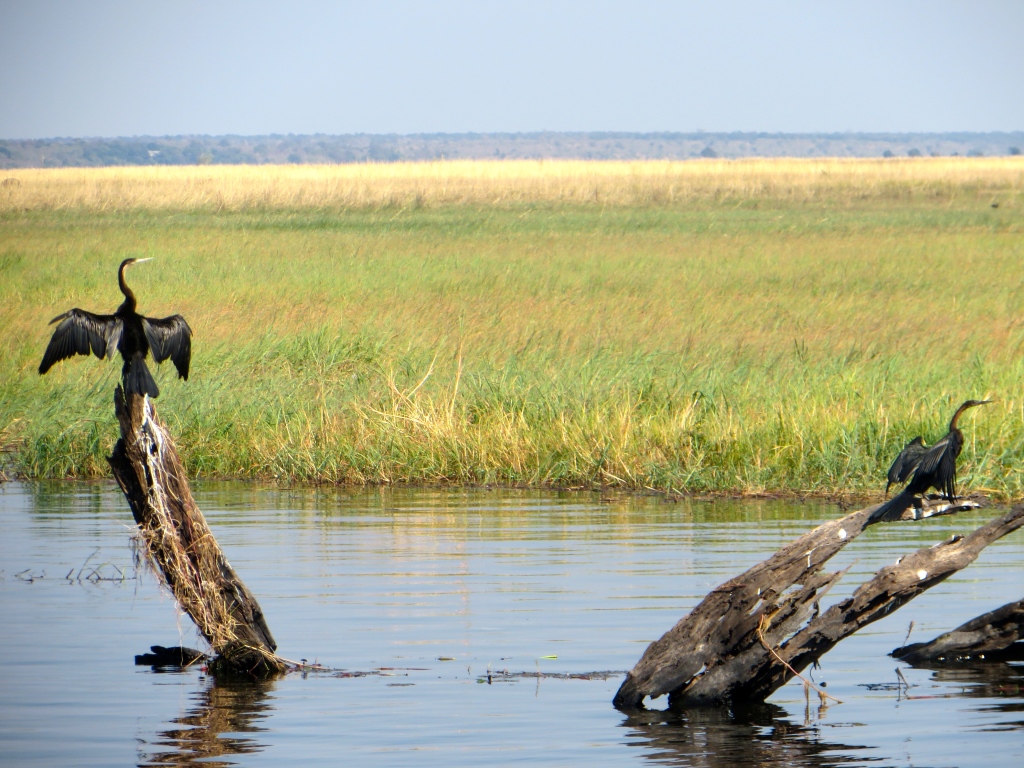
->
<box><xmin>613</xmin><ymin>498</ymin><xmax>1023</xmax><ymax>710</ymax></box>
<box><xmin>892</xmin><ymin>597</ymin><xmax>1024</xmax><ymax>663</ymax></box>
<box><xmin>135</xmin><ymin>645</ymin><xmax>210</xmax><ymax>668</ymax></box>
<box><xmin>108</xmin><ymin>386</ymin><xmax>284</xmax><ymax>676</ymax></box>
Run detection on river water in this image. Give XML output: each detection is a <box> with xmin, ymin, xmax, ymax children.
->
<box><xmin>0</xmin><ymin>481</ymin><xmax>1021</xmax><ymax>767</ymax></box>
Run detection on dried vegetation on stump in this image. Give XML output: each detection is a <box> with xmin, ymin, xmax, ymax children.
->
<box><xmin>108</xmin><ymin>386</ymin><xmax>283</xmax><ymax>676</ymax></box>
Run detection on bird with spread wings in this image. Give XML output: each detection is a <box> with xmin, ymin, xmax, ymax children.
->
<box><xmin>873</xmin><ymin>400</ymin><xmax>991</xmax><ymax>522</ymax></box>
<box><xmin>39</xmin><ymin>258</ymin><xmax>192</xmax><ymax>398</ymax></box>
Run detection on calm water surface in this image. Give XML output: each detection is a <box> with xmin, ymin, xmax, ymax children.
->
<box><xmin>0</xmin><ymin>481</ymin><xmax>1021</xmax><ymax>767</ymax></box>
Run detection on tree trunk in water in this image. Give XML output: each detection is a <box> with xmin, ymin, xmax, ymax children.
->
<box><xmin>107</xmin><ymin>386</ymin><xmax>284</xmax><ymax>676</ymax></box>
<box><xmin>614</xmin><ymin>499</ymin><xmax>1023</xmax><ymax>710</ymax></box>
<box><xmin>893</xmin><ymin>597</ymin><xmax>1024</xmax><ymax>663</ymax></box>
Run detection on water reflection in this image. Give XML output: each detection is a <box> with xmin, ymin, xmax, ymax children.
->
<box><xmin>3</xmin><ymin>481</ymin><xmax>1024</xmax><ymax>767</ymax></box>
<box><xmin>139</xmin><ymin>677</ymin><xmax>275</xmax><ymax>767</ymax></box>
<box><xmin>906</xmin><ymin>661</ymin><xmax>1024</xmax><ymax>729</ymax></box>
<box><xmin>620</xmin><ymin>704</ymin><xmax>867</xmax><ymax>767</ymax></box>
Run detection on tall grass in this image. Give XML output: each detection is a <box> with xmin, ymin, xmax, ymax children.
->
<box><xmin>2</xmin><ymin>157</ymin><xmax>1022</xmax><ymax>211</ymax></box>
<box><xmin>2</xmin><ymin>159</ymin><xmax>1023</xmax><ymax>496</ymax></box>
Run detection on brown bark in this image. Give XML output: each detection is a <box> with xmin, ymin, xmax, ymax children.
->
<box><xmin>892</xmin><ymin>598</ymin><xmax>1024</xmax><ymax>663</ymax></box>
<box><xmin>614</xmin><ymin>498</ymin><xmax>1021</xmax><ymax>710</ymax></box>
<box><xmin>108</xmin><ymin>386</ymin><xmax>284</xmax><ymax>676</ymax></box>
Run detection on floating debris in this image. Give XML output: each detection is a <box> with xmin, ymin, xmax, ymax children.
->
<box><xmin>478</xmin><ymin>669</ymin><xmax>626</xmax><ymax>684</ymax></box>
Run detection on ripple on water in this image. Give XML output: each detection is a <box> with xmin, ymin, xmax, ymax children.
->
<box><xmin>0</xmin><ymin>481</ymin><xmax>1021</xmax><ymax>767</ymax></box>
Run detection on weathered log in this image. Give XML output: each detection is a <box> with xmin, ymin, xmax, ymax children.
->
<box><xmin>135</xmin><ymin>645</ymin><xmax>210</xmax><ymax>667</ymax></box>
<box><xmin>892</xmin><ymin>597</ymin><xmax>1024</xmax><ymax>663</ymax></box>
<box><xmin>613</xmin><ymin>498</ymin><xmax>1021</xmax><ymax>710</ymax></box>
<box><xmin>108</xmin><ymin>386</ymin><xmax>284</xmax><ymax>676</ymax></box>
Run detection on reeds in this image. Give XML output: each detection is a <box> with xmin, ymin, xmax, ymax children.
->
<box><xmin>2</xmin><ymin>159</ymin><xmax>1023</xmax><ymax>496</ymax></box>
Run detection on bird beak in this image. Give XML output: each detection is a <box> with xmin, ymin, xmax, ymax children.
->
<box><xmin>135</xmin><ymin>258</ymin><xmax>154</xmax><ymax>264</ymax></box>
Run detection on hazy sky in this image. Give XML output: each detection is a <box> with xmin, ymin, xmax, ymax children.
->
<box><xmin>1</xmin><ymin>1</ymin><xmax>1021</xmax><ymax>139</ymax></box>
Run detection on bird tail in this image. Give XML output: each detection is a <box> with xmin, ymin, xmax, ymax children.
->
<box><xmin>868</xmin><ymin>491</ymin><xmax>914</xmax><ymax>523</ymax></box>
<box><xmin>124</xmin><ymin>354</ymin><xmax>160</xmax><ymax>398</ymax></box>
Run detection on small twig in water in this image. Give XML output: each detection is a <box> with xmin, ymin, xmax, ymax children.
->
<box><xmin>266</xmin><ymin>650</ymin><xmax>332</xmax><ymax>672</ymax></box>
<box><xmin>895</xmin><ymin>667</ymin><xmax>911</xmax><ymax>691</ymax></box>
<box><xmin>902</xmin><ymin>620</ymin><xmax>915</xmax><ymax>647</ymax></box>
<box><xmin>76</xmin><ymin>549</ymin><xmax>100</xmax><ymax>582</ymax></box>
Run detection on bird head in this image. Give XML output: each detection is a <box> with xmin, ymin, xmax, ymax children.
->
<box><xmin>962</xmin><ymin>399</ymin><xmax>992</xmax><ymax>410</ymax></box>
<box><xmin>120</xmin><ymin>257</ymin><xmax>153</xmax><ymax>271</ymax></box>
<box><xmin>950</xmin><ymin>399</ymin><xmax>993</xmax><ymax>429</ymax></box>
<box><xmin>117</xmin><ymin>257</ymin><xmax>154</xmax><ymax>301</ymax></box>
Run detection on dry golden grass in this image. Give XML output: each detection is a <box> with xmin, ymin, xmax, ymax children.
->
<box><xmin>2</xmin><ymin>157</ymin><xmax>1023</xmax><ymax>212</ymax></box>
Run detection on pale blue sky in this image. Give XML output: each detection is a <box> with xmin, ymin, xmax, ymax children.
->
<box><xmin>1</xmin><ymin>1</ymin><xmax>1021</xmax><ymax>139</ymax></box>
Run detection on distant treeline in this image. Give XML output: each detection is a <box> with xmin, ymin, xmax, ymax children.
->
<box><xmin>1</xmin><ymin>131</ymin><xmax>1022</xmax><ymax>169</ymax></box>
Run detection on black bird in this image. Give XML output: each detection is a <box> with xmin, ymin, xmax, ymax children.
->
<box><xmin>885</xmin><ymin>436</ymin><xmax>929</xmax><ymax>494</ymax></box>
<box><xmin>871</xmin><ymin>399</ymin><xmax>991</xmax><ymax>522</ymax></box>
<box><xmin>39</xmin><ymin>258</ymin><xmax>192</xmax><ymax>398</ymax></box>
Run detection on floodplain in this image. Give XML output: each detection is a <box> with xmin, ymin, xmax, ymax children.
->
<box><xmin>2</xmin><ymin>158</ymin><xmax>1023</xmax><ymax>496</ymax></box>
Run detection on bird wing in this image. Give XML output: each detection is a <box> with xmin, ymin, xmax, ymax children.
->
<box><xmin>142</xmin><ymin>314</ymin><xmax>192</xmax><ymax>380</ymax></box>
<box><xmin>913</xmin><ymin>434</ymin><xmax>960</xmax><ymax>498</ymax></box>
<box><xmin>886</xmin><ymin>437</ymin><xmax>928</xmax><ymax>491</ymax></box>
<box><xmin>39</xmin><ymin>309</ymin><xmax>122</xmax><ymax>374</ymax></box>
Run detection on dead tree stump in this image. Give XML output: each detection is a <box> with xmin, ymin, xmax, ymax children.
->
<box><xmin>614</xmin><ymin>499</ymin><xmax>1024</xmax><ymax>710</ymax></box>
<box><xmin>107</xmin><ymin>386</ymin><xmax>284</xmax><ymax>676</ymax></box>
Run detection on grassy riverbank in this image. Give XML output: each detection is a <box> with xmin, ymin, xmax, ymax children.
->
<box><xmin>2</xmin><ymin>159</ymin><xmax>1024</xmax><ymax>495</ymax></box>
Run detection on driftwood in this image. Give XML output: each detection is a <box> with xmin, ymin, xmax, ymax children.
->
<box><xmin>108</xmin><ymin>386</ymin><xmax>284</xmax><ymax>676</ymax></box>
<box><xmin>893</xmin><ymin>597</ymin><xmax>1024</xmax><ymax>663</ymax></box>
<box><xmin>135</xmin><ymin>645</ymin><xmax>210</xmax><ymax>668</ymax></box>
<box><xmin>614</xmin><ymin>498</ymin><xmax>1024</xmax><ymax>710</ymax></box>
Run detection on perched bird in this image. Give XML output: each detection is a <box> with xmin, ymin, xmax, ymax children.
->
<box><xmin>39</xmin><ymin>258</ymin><xmax>192</xmax><ymax>398</ymax></box>
<box><xmin>871</xmin><ymin>400</ymin><xmax>991</xmax><ymax>522</ymax></box>
<box><xmin>885</xmin><ymin>436</ymin><xmax>929</xmax><ymax>494</ymax></box>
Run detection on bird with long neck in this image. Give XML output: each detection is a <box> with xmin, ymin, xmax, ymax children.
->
<box><xmin>871</xmin><ymin>399</ymin><xmax>991</xmax><ymax>522</ymax></box>
<box><xmin>117</xmin><ymin>256</ymin><xmax>147</xmax><ymax>312</ymax></box>
<box><xmin>39</xmin><ymin>257</ymin><xmax>192</xmax><ymax>398</ymax></box>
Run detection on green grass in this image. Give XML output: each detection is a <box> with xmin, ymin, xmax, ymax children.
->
<box><xmin>3</xmin><ymin>194</ymin><xmax>1024</xmax><ymax>497</ymax></box>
